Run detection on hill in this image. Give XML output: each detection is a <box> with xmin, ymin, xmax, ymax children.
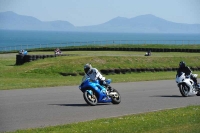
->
<box><xmin>0</xmin><ymin>11</ymin><xmax>200</xmax><ymax>33</ymax></box>
<box><xmin>0</xmin><ymin>11</ymin><xmax>75</xmax><ymax>31</ymax></box>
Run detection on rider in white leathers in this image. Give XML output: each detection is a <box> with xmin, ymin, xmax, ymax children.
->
<box><xmin>83</xmin><ymin>63</ymin><xmax>110</xmax><ymax>89</ymax></box>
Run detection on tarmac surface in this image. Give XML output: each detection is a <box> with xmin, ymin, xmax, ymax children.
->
<box><xmin>0</xmin><ymin>79</ymin><xmax>200</xmax><ymax>132</ymax></box>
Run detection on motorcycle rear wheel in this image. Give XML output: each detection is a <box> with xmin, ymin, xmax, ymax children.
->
<box><xmin>179</xmin><ymin>84</ymin><xmax>190</xmax><ymax>97</ymax></box>
<box><xmin>110</xmin><ymin>88</ymin><xmax>121</xmax><ymax>104</ymax></box>
<box><xmin>83</xmin><ymin>90</ymin><xmax>98</xmax><ymax>106</ymax></box>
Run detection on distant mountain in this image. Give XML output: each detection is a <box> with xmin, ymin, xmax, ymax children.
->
<box><xmin>1</xmin><ymin>11</ymin><xmax>200</xmax><ymax>33</ymax></box>
<box><xmin>78</xmin><ymin>14</ymin><xmax>200</xmax><ymax>33</ymax></box>
<box><xmin>0</xmin><ymin>11</ymin><xmax>75</xmax><ymax>31</ymax></box>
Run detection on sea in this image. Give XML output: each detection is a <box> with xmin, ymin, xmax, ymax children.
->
<box><xmin>0</xmin><ymin>30</ymin><xmax>200</xmax><ymax>51</ymax></box>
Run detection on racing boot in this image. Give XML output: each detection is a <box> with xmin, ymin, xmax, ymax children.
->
<box><xmin>105</xmin><ymin>84</ymin><xmax>113</xmax><ymax>91</ymax></box>
<box><xmin>102</xmin><ymin>81</ymin><xmax>110</xmax><ymax>90</ymax></box>
<box><xmin>194</xmin><ymin>82</ymin><xmax>199</xmax><ymax>90</ymax></box>
<box><xmin>196</xmin><ymin>83</ymin><xmax>200</xmax><ymax>90</ymax></box>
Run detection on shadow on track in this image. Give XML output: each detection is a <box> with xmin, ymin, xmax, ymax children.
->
<box><xmin>150</xmin><ymin>95</ymin><xmax>183</xmax><ymax>98</ymax></box>
<box><xmin>48</xmin><ymin>103</ymin><xmax>111</xmax><ymax>107</ymax></box>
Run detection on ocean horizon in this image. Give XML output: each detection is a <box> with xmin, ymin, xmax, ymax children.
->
<box><xmin>0</xmin><ymin>30</ymin><xmax>200</xmax><ymax>51</ymax></box>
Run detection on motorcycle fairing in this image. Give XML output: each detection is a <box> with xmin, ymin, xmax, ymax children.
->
<box><xmin>79</xmin><ymin>79</ymin><xmax>112</xmax><ymax>103</ymax></box>
<box><xmin>176</xmin><ymin>72</ymin><xmax>197</xmax><ymax>95</ymax></box>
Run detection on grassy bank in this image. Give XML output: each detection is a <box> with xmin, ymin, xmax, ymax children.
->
<box><xmin>8</xmin><ymin>105</ymin><xmax>200</xmax><ymax>133</ymax></box>
<box><xmin>2</xmin><ymin>44</ymin><xmax>200</xmax><ymax>54</ymax></box>
<box><xmin>0</xmin><ymin>51</ymin><xmax>200</xmax><ymax>90</ymax></box>
<box><xmin>20</xmin><ymin>44</ymin><xmax>200</xmax><ymax>51</ymax></box>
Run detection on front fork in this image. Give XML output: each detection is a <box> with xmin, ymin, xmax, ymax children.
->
<box><xmin>194</xmin><ymin>86</ymin><xmax>200</xmax><ymax>92</ymax></box>
<box><xmin>86</xmin><ymin>90</ymin><xmax>96</xmax><ymax>100</ymax></box>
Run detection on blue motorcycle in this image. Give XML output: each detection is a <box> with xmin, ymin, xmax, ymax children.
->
<box><xmin>79</xmin><ymin>75</ymin><xmax>121</xmax><ymax>106</ymax></box>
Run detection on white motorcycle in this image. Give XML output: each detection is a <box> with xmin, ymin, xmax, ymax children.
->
<box><xmin>176</xmin><ymin>72</ymin><xmax>200</xmax><ymax>97</ymax></box>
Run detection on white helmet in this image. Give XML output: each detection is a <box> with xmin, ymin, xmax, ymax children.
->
<box><xmin>84</xmin><ymin>63</ymin><xmax>92</xmax><ymax>74</ymax></box>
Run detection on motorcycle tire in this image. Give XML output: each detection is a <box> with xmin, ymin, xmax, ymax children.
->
<box><xmin>83</xmin><ymin>90</ymin><xmax>98</xmax><ymax>106</ymax></box>
<box><xmin>196</xmin><ymin>91</ymin><xmax>200</xmax><ymax>96</ymax></box>
<box><xmin>110</xmin><ymin>88</ymin><xmax>121</xmax><ymax>104</ymax></box>
<box><xmin>179</xmin><ymin>83</ymin><xmax>190</xmax><ymax>97</ymax></box>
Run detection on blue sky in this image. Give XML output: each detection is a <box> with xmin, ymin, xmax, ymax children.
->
<box><xmin>0</xmin><ymin>0</ymin><xmax>200</xmax><ymax>26</ymax></box>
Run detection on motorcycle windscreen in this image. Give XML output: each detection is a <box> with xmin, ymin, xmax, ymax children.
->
<box><xmin>105</xmin><ymin>79</ymin><xmax>112</xmax><ymax>84</ymax></box>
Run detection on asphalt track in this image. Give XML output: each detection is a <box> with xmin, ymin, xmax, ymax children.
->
<box><xmin>0</xmin><ymin>80</ymin><xmax>200</xmax><ymax>132</ymax></box>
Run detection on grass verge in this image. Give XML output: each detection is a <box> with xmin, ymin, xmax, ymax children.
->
<box><xmin>0</xmin><ymin>72</ymin><xmax>182</xmax><ymax>90</ymax></box>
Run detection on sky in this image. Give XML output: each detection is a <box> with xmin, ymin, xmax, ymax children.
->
<box><xmin>0</xmin><ymin>0</ymin><xmax>200</xmax><ymax>26</ymax></box>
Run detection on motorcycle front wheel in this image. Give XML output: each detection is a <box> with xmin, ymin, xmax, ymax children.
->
<box><xmin>83</xmin><ymin>90</ymin><xmax>98</xmax><ymax>106</ymax></box>
<box><xmin>196</xmin><ymin>90</ymin><xmax>200</xmax><ymax>96</ymax></box>
<box><xmin>110</xmin><ymin>88</ymin><xmax>121</xmax><ymax>104</ymax></box>
<box><xmin>179</xmin><ymin>83</ymin><xmax>190</xmax><ymax>97</ymax></box>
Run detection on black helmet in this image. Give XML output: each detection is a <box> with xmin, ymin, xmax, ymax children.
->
<box><xmin>179</xmin><ymin>61</ymin><xmax>186</xmax><ymax>68</ymax></box>
<box><xmin>84</xmin><ymin>63</ymin><xmax>92</xmax><ymax>74</ymax></box>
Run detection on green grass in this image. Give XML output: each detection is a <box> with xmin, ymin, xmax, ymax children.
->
<box><xmin>0</xmin><ymin>51</ymin><xmax>200</xmax><ymax>90</ymax></box>
<box><xmin>2</xmin><ymin>44</ymin><xmax>200</xmax><ymax>54</ymax></box>
<box><xmin>65</xmin><ymin>44</ymin><xmax>200</xmax><ymax>50</ymax></box>
<box><xmin>0</xmin><ymin>72</ymin><xmax>181</xmax><ymax>90</ymax></box>
<box><xmin>24</xmin><ymin>44</ymin><xmax>200</xmax><ymax>50</ymax></box>
<box><xmin>8</xmin><ymin>105</ymin><xmax>200</xmax><ymax>133</ymax></box>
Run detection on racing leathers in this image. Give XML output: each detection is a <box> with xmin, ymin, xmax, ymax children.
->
<box><xmin>85</xmin><ymin>68</ymin><xmax>110</xmax><ymax>89</ymax></box>
<box><xmin>177</xmin><ymin>66</ymin><xmax>197</xmax><ymax>85</ymax></box>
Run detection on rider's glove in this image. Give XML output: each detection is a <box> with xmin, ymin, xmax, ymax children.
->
<box><xmin>185</xmin><ymin>75</ymin><xmax>190</xmax><ymax>78</ymax></box>
<box><xmin>103</xmin><ymin>81</ymin><xmax>107</xmax><ymax>85</ymax></box>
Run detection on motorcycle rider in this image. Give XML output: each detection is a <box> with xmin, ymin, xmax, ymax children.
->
<box><xmin>84</xmin><ymin>63</ymin><xmax>111</xmax><ymax>90</ymax></box>
<box><xmin>177</xmin><ymin>61</ymin><xmax>198</xmax><ymax>87</ymax></box>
